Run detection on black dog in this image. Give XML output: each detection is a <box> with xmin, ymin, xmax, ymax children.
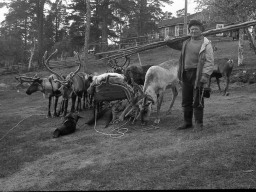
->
<box><xmin>53</xmin><ymin>113</ymin><xmax>82</xmax><ymax>138</ymax></box>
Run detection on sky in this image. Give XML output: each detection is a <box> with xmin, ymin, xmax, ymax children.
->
<box><xmin>162</xmin><ymin>0</ymin><xmax>198</xmax><ymax>16</ymax></box>
<box><xmin>0</xmin><ymin>0</ymin><xmax>198</xmax><ymax>23</ymax></box>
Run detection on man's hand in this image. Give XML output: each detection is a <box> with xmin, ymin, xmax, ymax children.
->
<box><xmin>200</xmin><ymin>74</ymin><xmax>209</xmax><ymax>84</ymax></box>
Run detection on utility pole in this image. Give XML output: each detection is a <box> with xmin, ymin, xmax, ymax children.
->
<box><xmin>184</xmin><ymin>0</ymin><xmax>188</xmax><ymax>35</ymax></box>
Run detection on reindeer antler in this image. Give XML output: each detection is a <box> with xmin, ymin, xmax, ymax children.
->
<box><xmin>118</xmin><ymin>56</ymin><xmax>130</xmax><ymax>68</ymax></box>
<box><xmin>55</xmin><ymin>51</ymin><xmax>82</xmax><ymax>85</ymax></box>
<box><xmin>15</xmin><ymin>75</ymin><xmax>39</xmax><ymax>88</ymax></box>
<box><xmin>107</xmin><ymin>59</ymin><xmax>116</xmax><ymax>69</ymax></box>
<box><xmin>70</xmin><ymin>51</ymin><xmax>82</xmax><ymax>78</ymax></box>
<box><xmin>42</xmin><ymin>49</ymin><xmax>65</xmax><ymax>81</ymax></box>
<box><xmin>15</xmin><ymin>75</ymin><xmax>39</xmax><ymax>83</ymax></box>
<box><xmin>107</xmin><ymin>56</ymin><xmax>130</xmax><ymax>70</ymax></box>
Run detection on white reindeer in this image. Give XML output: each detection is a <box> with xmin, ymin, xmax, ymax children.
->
<box><xmin>138</xmin><ymin>59</ymin><xmax>179</xmax><ymax>125</ymax></box>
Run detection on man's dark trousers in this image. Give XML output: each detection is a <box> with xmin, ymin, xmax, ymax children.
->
<box><xmin>181</xmin><ymin>68</ymin><xmax>204</xmax><ymax>127</ymax></box>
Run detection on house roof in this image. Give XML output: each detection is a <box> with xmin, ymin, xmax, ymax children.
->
<box><xmin>158</xmin><ymin>12</ymin><xmax>201</xmax><ymax>29</ymax></box>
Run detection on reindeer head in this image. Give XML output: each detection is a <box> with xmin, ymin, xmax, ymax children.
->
<box><xmin>15</xmin><ymin>74</ymin><xmax>42</xmax><ymax>94</ymax></box>
<box><xmin>86</xmin><ymin>74</ymin><xmax>96</xmax><ymax>95</ymax></box>
<box><xmin>46</xmin><ymin>51</ymin><xmax>82</xmax><ymax>99</ymax></box>
<box><xmin>138</xmin><ymin>94</ymin><xmax>154</xmax><ymax>125</ymax></box>
<box><xmin>227</xmin><ymin>58</ymin><xmax>234</xmax><ymax>68</ymax></box>
<box><xmin>26</xmin><ymin>77</ymin><xmax>43</xmax><ymax>95</ymax></box>
<box><xmin>58</xmin><ymin>80</ymin><xmax>73</xmax><ymax>98</ymax></box>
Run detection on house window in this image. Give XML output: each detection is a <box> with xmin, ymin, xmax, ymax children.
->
<box><xmin>170</xmin><ymin>27</ymin><xmax>175</xmax><ymax>36</ymax></box>
<box><xmin>175</xmin><ymin>25</ymin><xmax>179</xmax><ymax>36</ymax></box>
<box><xmin>165</xmin><ymin>27</ymin><xmax>169</xmax><ymax>38</ymax></box>
<box><xmin>169</xmin><ymin>26</ymin><xmax>175</xmax><ymax>37</ymax></box>
<box><xmin>179</xmin><ymin>25</ymin><xmax>183</xmax><ymax>36</ymax></box>
<box><xmin>216</xmin><ymin>24</ymin><xmax>224</xmax><ymax>36</ymax></box>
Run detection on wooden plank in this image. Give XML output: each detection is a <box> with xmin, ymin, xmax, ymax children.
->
<box><xmin>101</xmin><ymin>20</ymin><xmax>256</xmax><ymax>61</ymax></box>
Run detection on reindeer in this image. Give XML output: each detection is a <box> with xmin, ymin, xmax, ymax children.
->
<box><xmin>137</xmin><ymin>59</ymin><xmax>179</xmax><ymax>125</ymax></box>
<box><xmin>124</xmin><ymin>64</ymin><xmax>153</xmax><ymax>85</ymax></box>
<box><xmin>44</xmin><ymin>51</ymin><xmax>90</xmax><ymax>116</ymax></box>
<box><xmin>15</xmin><ymin>50</ymin><xmax>63</xmax><ymax>118</ymax></box>
<box><xmin>208</xmin><ymin>58</ymin><xmax>234</xmax><ymax>96</ymax></box>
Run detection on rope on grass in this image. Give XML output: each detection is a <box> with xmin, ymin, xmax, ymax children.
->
<box><xmin>93</xmin><ymin>109</ymin><xmax>160</xmax><ymax>137</ymax></box>
<box><xmin>93</xmin><ymin>115</ymin><xmax>130</xmax><ymax>138</ymax></box>
<box><xmin>0</xmin><ymin>113</ymin><xmax>51</xmax><ymax>142</ymax></box>
<box><xmin>140</xmin><ymin>124</ymin><xmax>160</xmax><ymax>131</ymax></box>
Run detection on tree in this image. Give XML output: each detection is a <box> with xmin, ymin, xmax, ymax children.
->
<box><xmin>196</xmin><ymin>0</ymin><xmax>256</xmax><ymax>65</ymax></box>
<box><xmin>83</xmin><ymin>0</ymin><xmax>91</xmax><ymax>71</ymax></box>
<box><xmin>0</xmin><ymin>0</ymin><xmax>35</xmax><ymax>67</ymax></box>
<box><xmin>176</xmin><ymin>8</ymin><xmax>185</xmax><ymax>18</ymax></box>
<box><xmin>120</xmin><ymin>0</ymin><xmax>173</xmax><ymax>44</ymax></box>
<box><xmin>48</xmin><ymin>0</ymin><xmax>67</xmax><ymax>43</ymax></box>
<box><xmin>36</xmin><ymin>0</ymin><xmax>46</xmax><ymax>68</ymax></box>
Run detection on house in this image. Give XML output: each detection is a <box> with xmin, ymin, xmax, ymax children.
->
<box><xmin>158</xmin><ymin>12</ymin><xmax>227</xmax><ymax>39</ymax></box>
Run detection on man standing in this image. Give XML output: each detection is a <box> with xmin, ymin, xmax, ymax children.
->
<box><xmin>166</xmin><ymin>20</ymin><xmax>214</xmax><ymax>131</ymax></box>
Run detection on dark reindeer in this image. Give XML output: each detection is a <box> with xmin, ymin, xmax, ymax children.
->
<box><xmin>106</xmin><ymin>56</ymin><xmax>154</xmax><ymax>86</ymax></box>
<box><xmin>208</xmin><ymin>58</ymin><xmax>234</xmax><ymax>96</ymax></box>
<box><xmin>124</xmin><ymin>64</ymin><xmax>153</xmax><ymax>85</ymax></box>
<box><xmin>44</xmin><ymin>51</ymin><xmax>90</xmax><ymax>116</ymax></box>
<box><xmin>15</xmin><ymin>50</ymin><xmax>63</xmax><ymax>117</ymax></box>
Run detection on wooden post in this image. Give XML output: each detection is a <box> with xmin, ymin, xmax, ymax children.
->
<box><xmin>238</xmin><ymin>28</ymin><xmax>244</xmax><ymax>66</ymax></box>
<box><xmin>136</xmin><ymin>40</ymin><xmax>142</xmax><ymax>66</ymax></box>
<box><xmin>246</xmin><ymin>28</ymin><xmax>256</xmax><ymax>55</ymax></box>
<box><xmin>183</xmin><ymin>0</ymin><xmax>188</xmax><ymax>35</ymax></box>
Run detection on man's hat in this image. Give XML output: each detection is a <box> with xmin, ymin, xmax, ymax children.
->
<box><xmin>188</xmin><ymin>19</ymin><xmax>205</xmax><ymax>31</ymax></box>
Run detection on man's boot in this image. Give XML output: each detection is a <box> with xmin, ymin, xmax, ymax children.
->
<box><xmin>177</xmin><ymin>109</ymin><xmax>193</xmax><ymax>130</ymax></box>
<box><xmin>194</xmin><ymin>108</ymin><xmax>203</xmax><ymax>131</ymax></box>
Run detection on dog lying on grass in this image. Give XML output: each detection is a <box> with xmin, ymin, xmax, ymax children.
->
<box><xmin>53</xmin><ymin>113</ymin><xmax>82</xmax><ymax>138</ymax></box>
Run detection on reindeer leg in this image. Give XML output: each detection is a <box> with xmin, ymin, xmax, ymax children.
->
<box><xmin>53</xmin><ymin>96</ymin><xmax>59</xmax><ymax>117</ymax></box>
<box><xmin>89</xmin><ymin>94</ymin><xmax>93</xmax><ymax>109</ymax></box>
<box><xmin>166</xmin><ymin>86</ymin><xmax>178</xmax><ymax>115</ymax></box>
<box><xmin>154</xmin><ymin>92</ymin><xmax>164</xmax><ymax>124</ymax></box>
<box><xmin>47</xmin><ymin>96</ymin><xmax>52</xmax><ymax>118</ymax></box>
<box><xmin>83</xmin><ymin>92</ymin><xmax>87</xmax><ymax>109</ymax></box>
<box><xmin>224</xmin><ymin>77</ymin><xmax>230</xmax><ymax>96</ymax></box>
<box><xmin>64</xmin><ymin>99</ymin><xmax>68</xmax><ymax>116</ymax></box>
<box><xmin>71</xmin><ymin>94</ymin><xmax>76</xmax><ymax>112</ymax></box>
<box><xmin>76</xmin><ymin>97</ymin><xmax>80</xmax><ymax>112</ymax></box>
<box><xmin>216</xmin><ymin>77</ymin><xmax>221</xmax><ymax>93</ymax></box>
<box><xmin>57</xmin><ymin>98</ymin><xmax>64</xmax><ymax>116</ymax></box>
<box><xmin>76</xmin><ymin>93</ymin><xmax>82</xmax><ymax>112</ymax></box>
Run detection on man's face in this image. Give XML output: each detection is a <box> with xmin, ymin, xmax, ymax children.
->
<box><xmin>189</xmin><ymin>25</ymin><xmax>202</xmax><ymax>38</ymax></box>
